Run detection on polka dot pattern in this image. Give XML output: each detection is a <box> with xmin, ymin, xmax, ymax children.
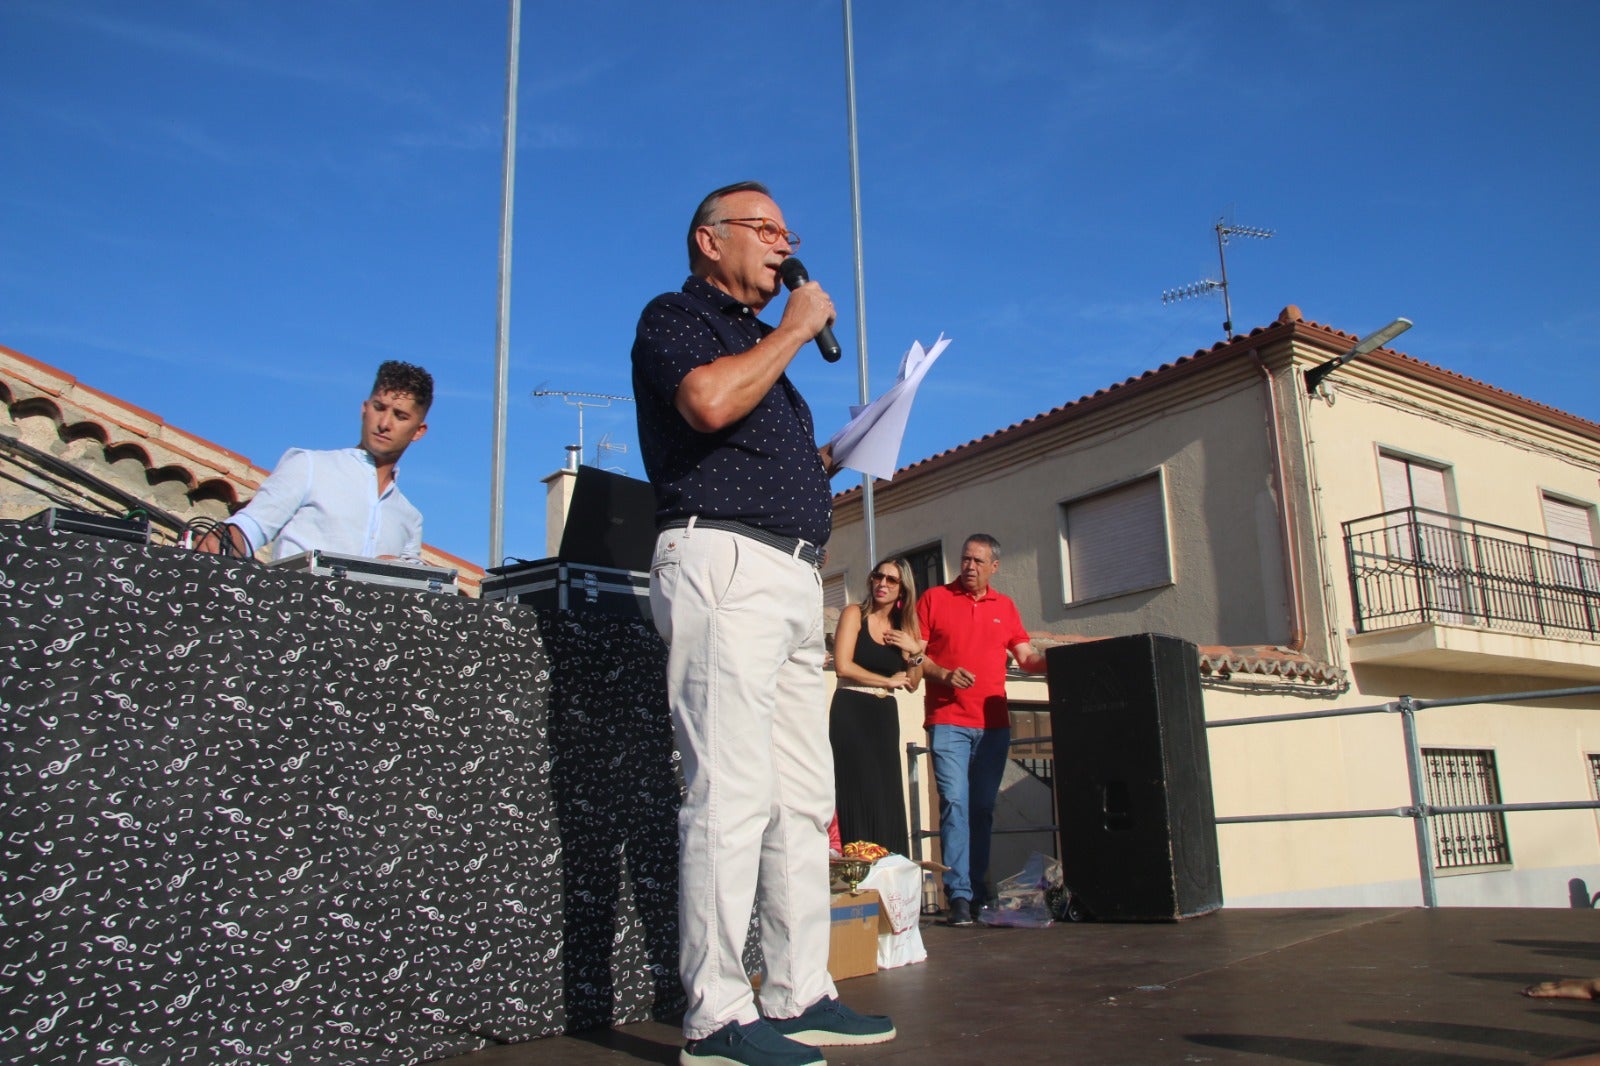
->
<box><xmin>631</xmin><ymin>276</ymin><xmax>832</xmax><ymax>547</ymax></box>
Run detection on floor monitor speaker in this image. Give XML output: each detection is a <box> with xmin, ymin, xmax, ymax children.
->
<box><xmin>1046</xmin><ymin>633</ymin><xmax>1222</xmax><ymax>921</ymax></box>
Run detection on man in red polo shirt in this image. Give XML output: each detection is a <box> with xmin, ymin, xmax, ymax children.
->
<box><xmin>915</xmin><ymin>533</ymin><xmax>1048</xmax><ymax>926</ymax></box>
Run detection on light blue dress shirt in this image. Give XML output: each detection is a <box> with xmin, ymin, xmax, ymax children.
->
<box><xmin>230</xmin><ymin>447</ymin><xmax>423</xmax><ymax>561</ymax></box>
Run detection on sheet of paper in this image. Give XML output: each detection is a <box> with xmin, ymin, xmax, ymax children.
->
<box><xmin>827</xmin><ymin>334</ymin><xmax>950</xmax><ymax>481</ymax></box>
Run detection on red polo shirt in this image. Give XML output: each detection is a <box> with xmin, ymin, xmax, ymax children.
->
<box><xmin>917</xmin><ymin>582</ymin><xmax>1031</xmax><ymax>730</ymax></box>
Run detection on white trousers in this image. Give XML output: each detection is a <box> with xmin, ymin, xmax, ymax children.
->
<box><xmin>650</xmin><ymin>524</ymin><xmax>838</xmax><ymax>1039</ymax></box>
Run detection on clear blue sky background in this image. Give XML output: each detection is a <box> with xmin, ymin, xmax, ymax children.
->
<box><xmin>5</xmin><ymin>1</ymin><xmax>1597</xmax><ymax>568</ymax></box>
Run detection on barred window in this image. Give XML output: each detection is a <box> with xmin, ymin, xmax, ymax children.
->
<box><xmin>1422</xmin><ymin>748</ymin><xmax>1511</xmax><ymax>870</ymax></box>
<box><xmin>1588</xmin><ymin>754</ymin><xmax>1600</xmax><ymax>837</ymax></box>
<box><xmin>900</xmin><ymin>542</ymin><xmax>944</xmax><ymax>599</ymax></box>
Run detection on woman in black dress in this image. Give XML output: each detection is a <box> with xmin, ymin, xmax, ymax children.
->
<box><xmin>829</xmin><ymin>557</ymin><xmax>926</xmax><ymax>856</ymax></box>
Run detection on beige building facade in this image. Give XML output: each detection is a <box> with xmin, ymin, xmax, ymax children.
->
<box><xmin>824</xmin><ymin>308</ymin><xmax>1600</xmax><ymax>908</ymax></box>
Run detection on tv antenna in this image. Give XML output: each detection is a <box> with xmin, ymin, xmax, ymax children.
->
<box><xmin>530</xmin><ymin>386</ymin><xmax>634</xmax><ymax>465</ymax></box>
<box><xmin>1161</xmin><ymin>217</ymin><xmax>1275</xmax><ymax>340</ymax></box>
<box><xmin>595</xmin><ymin>432</ymin><xmax>629</xmax><ymax>473</ymax></box>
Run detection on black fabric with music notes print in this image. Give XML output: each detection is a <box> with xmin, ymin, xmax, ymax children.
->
<box><xmin>0</xmin><ymin>524</ymin><xmax>682</xmax><ymax>1065</ymax></box>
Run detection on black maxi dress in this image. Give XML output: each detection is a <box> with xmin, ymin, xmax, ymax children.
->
<box><xmin>828</xmin><ymin>623</ymin><xmax>911</xmax><ymax>856</ymax></box>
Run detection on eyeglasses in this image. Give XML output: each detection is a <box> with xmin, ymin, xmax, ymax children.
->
<box><xmin>711</xmin><ymin>217</ymin><xmax>800</xmax><ymax>248</ymax></box>
<box><xmin>868</xmin><ymin>572</ymin><xmax>901</xmax><ymax>586</ymax></box>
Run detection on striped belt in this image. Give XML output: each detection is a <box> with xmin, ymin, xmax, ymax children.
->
<box><xmin>661</xmin><ymin>517</ymin><xmax>824</xmax><ymax>569</ymax></box>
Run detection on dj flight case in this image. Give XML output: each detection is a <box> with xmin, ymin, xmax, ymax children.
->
<box><xmin>480</xmin><ymin>560</ymin><xmax>651</xmax><ymax>622</ymax></box>
<box><xmin>265</xmin><ymin>549</ymin><xmax>460</xmax><ymax>595</ymax></box>
<box><xmin>481</xmin><ymin>466</ymin><xmax>657</xmax><ymax>624</ymax></box>
<box><xmin>24</xmin><ymin>507</ymin><xmax>151</xmax><ymax>544</ymax></box>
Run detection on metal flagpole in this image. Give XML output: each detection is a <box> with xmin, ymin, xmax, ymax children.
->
<box><xmin>842</xmin><ymin>0</ymin><xmax>876</xmax><ymax>567</ymax></box>
<box><xmin>488</xmin><ymin>0</ymin><xmax>521</xmax><ymax>568</ymax></box>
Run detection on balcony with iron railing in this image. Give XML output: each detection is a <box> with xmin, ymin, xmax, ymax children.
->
<box><xmin>1342</xmin><ymin>507</ymin><xmax>1600</xmax><ymax>679</ymax></box>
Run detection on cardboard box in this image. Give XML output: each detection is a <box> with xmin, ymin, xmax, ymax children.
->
<box><xmin>828</xmin><ymin>889</ymin><xmax>883</xmax><ymax>981</ymax></box>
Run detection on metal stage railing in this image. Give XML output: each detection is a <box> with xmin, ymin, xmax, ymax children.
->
<box><xmin>905</xmin><ymin>684</ymin><xmax>1600</xmax><ymax>909</ymax></box>
<box><xmin>905</xmin><ymin>733</ymin><xmax>1058</xmax><ymax>912</ymax></box>
<box><xmin>1207</xmin><ymin>684</ymin><xmax>1600</xmax><ymax>907</ymax></box>
<box><xmin>905</xmin><ymin>733</ymin><xmax>1059</xmax><ymax>859</ymax></box>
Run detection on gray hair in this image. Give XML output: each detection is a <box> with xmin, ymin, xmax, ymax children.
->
<box><xmin>687</xmin><ymin>180</ymin><xmax>771</xmax><ymax>272</ymax></box>
<box><xmin>964</xmin><ymin>533</ymin><xmax>1001</xmax><ymax>561</ymax></box>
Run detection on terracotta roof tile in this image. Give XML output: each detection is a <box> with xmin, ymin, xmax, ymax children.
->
<box><xmin>832</xmin><ymin>308</ymin><xmax>1600</xmax><ymax>504</ymax></box>
<box><xmin>1021</xmin><ymin>633</ymin><xmax>1342</xmax><ymax>687</ymax></box>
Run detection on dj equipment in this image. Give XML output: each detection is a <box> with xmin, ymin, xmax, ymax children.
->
<box><xmin>481</xmin><ymin>560</ymin><xmax>650</xmax><ymax>620</ymax></box>
<box><xmin>1047</xmin><ymin>633</ymin><xmax>1223</xmax><ymax>921</ymax></box>
<box><xmin>481</xmin><ymin>467</ymin><xmax>656</xmax><ymax>622</ymax></box>
<box><xmin>265</xmin><ymin>550</ymin><xmax>459</xmax><ymax>594</ymax></box>
<box><xmin>24</xmin><ymin>507</ymin><xmax>151</xmax><ymax>544</ymax></box>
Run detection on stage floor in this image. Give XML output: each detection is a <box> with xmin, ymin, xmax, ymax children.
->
<box><xmin>431</xmin><ymin>906</ymin><xmax>1600</xmax><ymax>1065</ymax></box>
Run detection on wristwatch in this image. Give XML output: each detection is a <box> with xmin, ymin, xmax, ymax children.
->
<box><xmin>909</xmin><ymin>654</ymin><xmax>925</xmax><ymax>666</ymax></box>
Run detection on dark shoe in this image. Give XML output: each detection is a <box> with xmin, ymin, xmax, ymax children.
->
<box><xmin>680</xmin><ymin>1019</ymin><xmax>824</xmax><ymax>1066</ymax></box>
<box><xmin>767</xmin><ymin>996</ymin><xmax>896</xmax><ymax>1047</ymax></box>
<box><xmin>947</xmin><ymin>897</ymin><xmax>975</xmax><ymax>926</ymax></box>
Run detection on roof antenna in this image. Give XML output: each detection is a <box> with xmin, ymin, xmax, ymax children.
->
<box><xmin>1162</xmin><ymin>216</ymin><xmax>1275</xmax><ymax>340</ymax></box>
<box><xmin>530</xmin><ymin>386</ymin><xmax>633</xmax><ymax>469</ymax></box>
<box><xmin>594</xmin><ymin>432</ymin><xmax>630</xmax><ymax>473</ymax></box>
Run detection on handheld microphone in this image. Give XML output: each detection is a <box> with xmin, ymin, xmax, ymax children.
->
<box><xmin>777</xmin><ymin>257</ymin><xmax>842</xmax><ymax>362</ymax></box>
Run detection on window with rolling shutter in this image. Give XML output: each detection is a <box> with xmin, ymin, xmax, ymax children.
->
<box><xmin>1540</xmin><ymin>494</ymin><xmax>1600</xmax><ymax>629</ymax></box>
<box><xmin>823</xmin><ymin>573</ymin><xmax>849</xmax><ymax>613</ymax></box>
<box><xmin>1059</xmin><ymin>473</ymin><xmax>1171</xmax><ymax>604</ymax></box>
<box><xmin>1543</xmin><ymin>494</ymin><xmax>1597</xmax><ymax>550</ymax></box>
<box><xmin>1378</xmin><ymin>452</ymin><xmax>1470</xmax><ymax>620</ymax></box>
<box><xmin>1379</xmin><ymin>453</ymin><xmax>1450</xmax><ymax>514</ymax></box>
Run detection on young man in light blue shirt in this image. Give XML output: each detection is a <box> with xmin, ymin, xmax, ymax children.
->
<box><xmin>200</xmin><ymin>361</ymin><xmax>432</xmax><ymax>561</ymax></box>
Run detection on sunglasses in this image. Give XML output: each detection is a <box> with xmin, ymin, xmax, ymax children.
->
<box><xmin>868</xmin><ymin>572</ymin><xmax>901</xmax><ymax>586</ymax></box>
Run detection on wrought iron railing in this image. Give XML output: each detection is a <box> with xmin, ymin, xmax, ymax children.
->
<box><xmin>1343</xmin><ymin>506</ymin><xmax>1600</xmax><ymax>638</ymax></box>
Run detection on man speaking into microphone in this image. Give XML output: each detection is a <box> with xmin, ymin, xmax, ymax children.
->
<box><xmin>632</xmin><ymin>181</ymin><xmax>894</xmax><ymax>1066</ymax></box>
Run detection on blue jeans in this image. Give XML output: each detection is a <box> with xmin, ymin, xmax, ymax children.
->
<box><xmin>928</xmin><ymin>724</ymin><xmax>1010</xmax><ymax>903</ymax></box>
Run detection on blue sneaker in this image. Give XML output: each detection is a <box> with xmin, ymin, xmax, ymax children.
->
<box><xmin>767</xmin><ymin>996</ymin><xmax>896</xmax><ymax>1047</ymax></box>
<box><xmin>680</xmin><ymin>1018</ymin><xmax>825</xmax><ymax>1066</ymax></box>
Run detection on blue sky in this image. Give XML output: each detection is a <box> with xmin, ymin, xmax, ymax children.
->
<box><xmin>5</xmin><ymin>1</ymin><xmax>1597</xmax><ymax>568</ymax></box>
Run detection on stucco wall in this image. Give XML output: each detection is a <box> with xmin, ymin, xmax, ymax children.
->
<box><xmin>829</xmin><ymin>360</ymin><xmax>1293</xmax><ymax>650</ymax></box>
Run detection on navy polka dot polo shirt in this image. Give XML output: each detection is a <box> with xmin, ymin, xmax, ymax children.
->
<box><xmin>631</xmin><ymin>276</ymin><xmax>832</xmax><ymax>547</ymax></box>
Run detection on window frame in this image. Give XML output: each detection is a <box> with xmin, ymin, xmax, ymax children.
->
<box><xmin>895</xmin><ymin>541</ymin><xmax>944</xmax><ymax>602</ymax></box>
<box><xmin>1056</xmin><ymin>469</ymin><xmax>1174</xmax><ymax>607</ymax></box>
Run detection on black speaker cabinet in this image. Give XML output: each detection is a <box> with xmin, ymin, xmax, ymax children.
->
<box><xmin>1047</xmin><ymin>633</ymin><xmax>1222</xmax><ymax>921</ymax></box>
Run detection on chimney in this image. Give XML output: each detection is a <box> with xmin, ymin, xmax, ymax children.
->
<box><xmin>541</xmin><ymin>448</ymin><xmax>582</xmax><ymax>558</ymax></box>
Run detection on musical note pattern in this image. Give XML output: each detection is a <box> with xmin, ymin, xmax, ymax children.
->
<box><xmin>0</xmin><ymin>526</ymin><xmax>683</xmax><ymax>1064</ymax></box>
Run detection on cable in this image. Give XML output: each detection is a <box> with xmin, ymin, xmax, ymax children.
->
<box><xmin>180</xmin><ymin>516</ymin><xmax>254</xmax><ymax>561</ymax></box>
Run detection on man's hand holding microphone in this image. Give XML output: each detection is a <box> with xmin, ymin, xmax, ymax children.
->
<box><xmin>779</xmin><ymin>257</ymin><xmax>842</xmax><ymax>362</ymax></box>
